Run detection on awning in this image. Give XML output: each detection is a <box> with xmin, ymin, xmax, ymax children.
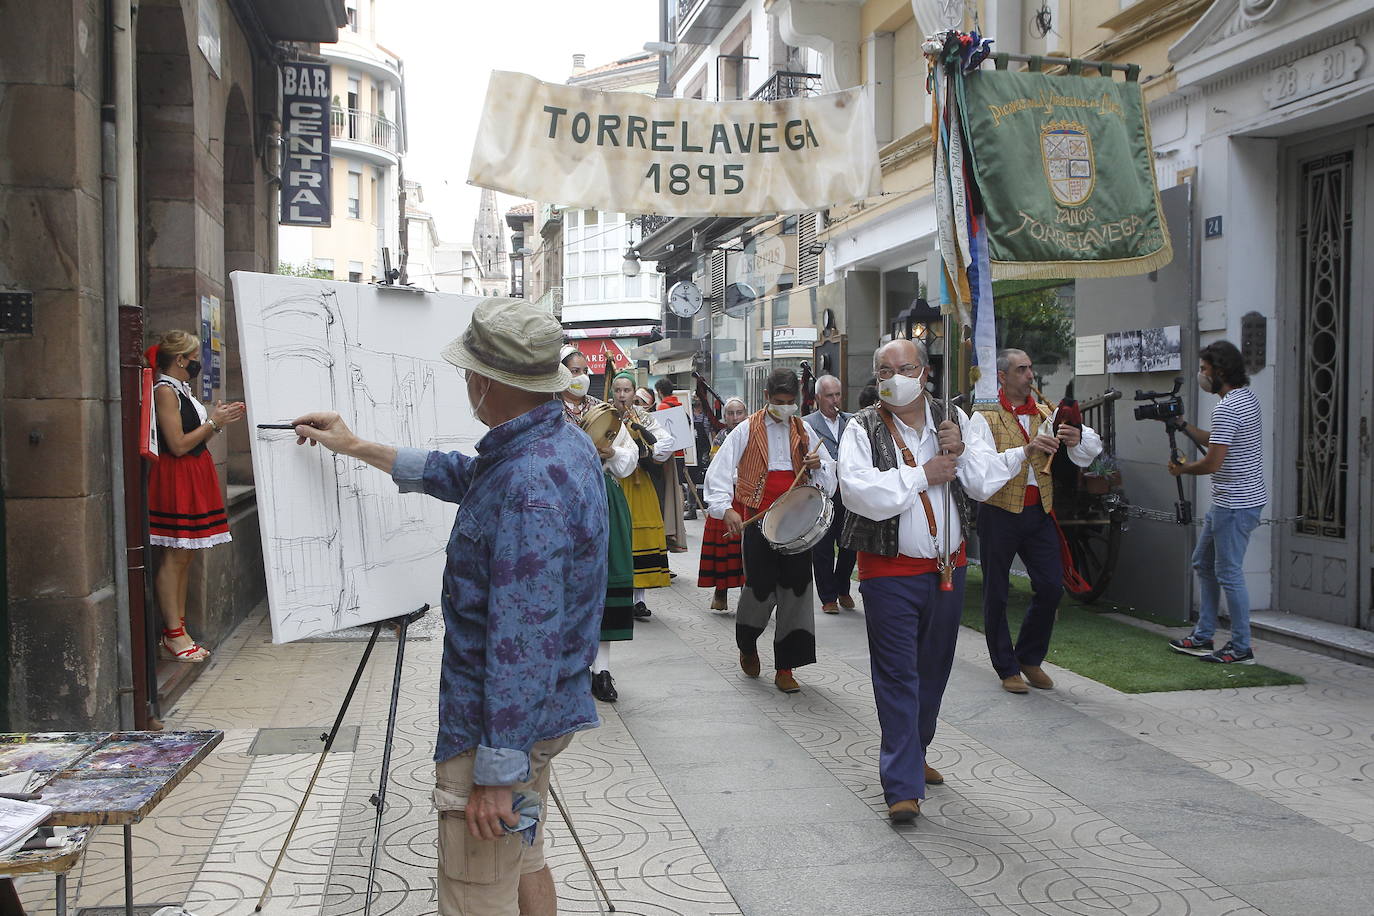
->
<box><xmin>629</xmin><ymin>337</ymin><xmax>700</xmax><ymax>362</ymax></box>
<box><xmin>249</xmin><ymin>0</ymin><xmax>348</xmax><ymax>42</ymax></box>
<box><xmin>572</xmin><ymin>339</ymin><xmax>634</xmax><ymax>375</ymax></box>
<box><xmin>563</xmin><ymin>324</ymin><xmax>658</xmax><ymax>340</ymax></box>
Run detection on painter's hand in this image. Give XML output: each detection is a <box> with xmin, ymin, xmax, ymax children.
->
<box><xmin>290</xmin><ymin>411</ymin><xmax>357</xmax><ymax>455</ymax></box>
<box><xmin>724</xmin><ymin>508</ymin><xmax>744</xmax><ymax>540</ymax></box>
<box><xmin>936</xmin><ymin>419</ymin><xmax>964</xmax><ymax>456</ymax></box>
<box><xmin>466</xmin><ymin>785</ymin><xmax>519</xmax><ymax>841</ymax></box>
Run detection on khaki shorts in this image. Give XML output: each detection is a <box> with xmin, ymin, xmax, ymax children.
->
<box><xmin>432</xmin><ymin>734</ymin><xmax>573</xmax><ymax>916</ymax></box>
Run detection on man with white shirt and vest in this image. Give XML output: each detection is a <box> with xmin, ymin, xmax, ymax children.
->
<box><xmin>965</xmin><ymin>349</ymin><xmax>1103</xmax><ymax>694</ymax></box>
<box><xmin>1165</xmin><ymin>340</ymin><xmax>1266</xmax><ymax>665</ymax></box>
<box><xmin>706</xmin><ymin>368</ymin><xmax>835</xmax><ymax>694</ymax></box>
<box><xmin>805</xmin><ymin>375</ymin><xmax>857</xmax><ymax>614</ymax></box>
<box><xmin>838</xmin><ymin>339</ymin><xmax>1004</xmax><ymax>824</ymax></box>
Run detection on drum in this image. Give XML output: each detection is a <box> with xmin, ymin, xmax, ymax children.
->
<box><xmin>580</xmin><ymin>402</ymin><xmax>622</xmax><ymax>449</ymax></box>
<box><xmin>759</xmin><ymin>485</ymin><xmax>833</xmax><ymax>555</ymax></box>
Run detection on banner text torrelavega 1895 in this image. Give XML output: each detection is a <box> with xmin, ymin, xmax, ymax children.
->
<box><xmin>467</xmin><ymin>71</ymin><xmax>882</xmax><ymax>218</ymax></box>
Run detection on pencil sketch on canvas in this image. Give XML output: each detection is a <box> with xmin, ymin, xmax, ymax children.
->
<box><xmin>231</xmin><ymin>272</ymin><xmax>484</xmax><ymax>643</ymax></box>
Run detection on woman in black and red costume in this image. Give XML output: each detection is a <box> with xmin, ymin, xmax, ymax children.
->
<box><xmin>145</xmin><ymin>330</ymin><xmax>245</xmax><ymax>662</ymax></box>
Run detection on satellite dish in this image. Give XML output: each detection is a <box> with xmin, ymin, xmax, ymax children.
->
<box><xmin>723</xmin><ymin>282</ymin><xmax>758</xmax><ymax>319</ymax></box>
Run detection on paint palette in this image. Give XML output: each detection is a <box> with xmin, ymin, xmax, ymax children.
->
<box><xmin>0</xmin><ymin>731</ymin><xmax>223</xmax><ymax>826</ymax></box>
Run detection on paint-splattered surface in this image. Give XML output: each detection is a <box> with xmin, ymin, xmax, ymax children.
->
<box><xmin>0</xmin><ymin>731</ymin><xmax>223</xmax><ymax>826</ymax></box>
<box><xmin>0</xmin><ymin>826</ymin><xmax>90</xmax><ymax>877</ymax></box>
<box><xmin>0</xmin><ymin>734</ymin><xmax>103</xmax><ymax>776</ymax></box>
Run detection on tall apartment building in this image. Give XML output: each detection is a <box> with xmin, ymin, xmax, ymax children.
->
<box><xmin>279</xmin><ymin>0</ymin><xmax>407</xmax><ymax>282</ymax></box>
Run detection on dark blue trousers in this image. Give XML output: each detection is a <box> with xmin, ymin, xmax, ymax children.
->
<box><xmin>810</xmin><ymin>494</ymin><xmax>857</xmax><ymax>603</ymax></box>
<box><xmin>857</xmin><ymin>567</ymin><xmax>966</xmax><ymax>805</ymax></box>
<box><xmin>977</xmin><ymin>503</ymin><xmax>1063</xmax><ymax>678</ymax></box>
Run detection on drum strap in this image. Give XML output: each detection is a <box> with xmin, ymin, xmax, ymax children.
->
<box><xmin>740</xmin><ymin>465</ymin><xmax>808</xmax><ymax>528</ymax></box>
<box><xmin>876</xmin><ymin>407</ymin><xmax>940</xmax><ymax>545</ymax></box>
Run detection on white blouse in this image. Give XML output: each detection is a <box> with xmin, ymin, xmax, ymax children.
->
<box><xmin>704</xmin><ymin>414</ymin><xmax>836</xmax><ymax>519</ymax></box>
<box><xmin>157</xmin><ymin>374</ymin><xmax>208</xmax><ymax>424</ymax></box>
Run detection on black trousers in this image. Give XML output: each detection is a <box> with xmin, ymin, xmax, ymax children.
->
<box><xmin>977</xmin><ymin>502</ymin><xmax>1063</xmax><ymax>678</ymax></box>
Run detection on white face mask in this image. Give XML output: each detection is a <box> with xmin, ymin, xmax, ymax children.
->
<box><xmin>766</xmin><ymin>402</ymin><xmax>798</xmax><ymax>422</ymax></box>
<box><xmin>566</xmin><ymin>374</ymin><xmax>590</xmax><ymax>397</ymax></box>
<box><xmin>878</xmin><ymin>371</ymin><xmax>924</xmax><ymax>408</ymax></box>
<box><xmin>1197</xmin><ymin>370</ymin><xmax>1214</xmax><ymax>394</ymax></box>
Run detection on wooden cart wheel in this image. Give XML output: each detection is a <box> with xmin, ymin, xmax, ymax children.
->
<box><xmin>1063</xmin><ymin>505</ymin><xmax>1124</xmax><ymax>604</ymax></box>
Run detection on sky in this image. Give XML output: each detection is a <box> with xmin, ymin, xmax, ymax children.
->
<box><xmin>384</xmin><ymin>0</ymin><xmax>660</xmax><ymax>245</ymax></box>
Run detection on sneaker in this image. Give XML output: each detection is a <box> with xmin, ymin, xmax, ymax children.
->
<box><xmin>1168</xmin><ymin>634</ymin><xmax>1214</xmax><ymax>656</ymax></box>
<box><xmin>1200</xmin><ymin>641</ymin><xmax>1255</xmax><ymax>665</ymax></box>
<box><xmin>633</xmin><ymin>601</ymin><xmax>652</xmax><ymax>619</ymax></box>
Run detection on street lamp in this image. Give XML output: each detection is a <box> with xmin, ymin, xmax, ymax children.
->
<box><xmin>621</xmin><ymin>249</ymin><xmax>642</xmax><ymax>278</ymax></box>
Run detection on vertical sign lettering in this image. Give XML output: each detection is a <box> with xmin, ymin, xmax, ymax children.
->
<box><xmin>280</xmin><ymin>62</ymin><xmax>332</xmax><ymax>227</ymax></box>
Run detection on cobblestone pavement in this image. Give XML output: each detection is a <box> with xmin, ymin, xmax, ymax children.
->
<box><xmin>20</xmin><ymin>518</ymin><xmax>1374</xmax><ymax>915</ymax></box>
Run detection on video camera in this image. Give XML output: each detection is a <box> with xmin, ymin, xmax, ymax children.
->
<box><xmin>1132</xmin><ymin>377</ymin><xmax>1185</xmax><ymax>424</ymax></box>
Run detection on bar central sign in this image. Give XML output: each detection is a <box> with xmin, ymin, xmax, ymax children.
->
<box><xmin>280</xmin><ymin>61</ymin><xmax>332</xmax><ymax>227</ymax></box>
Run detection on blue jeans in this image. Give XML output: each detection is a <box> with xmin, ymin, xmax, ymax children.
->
<box><xmin>1191</xmin><ymin>505</ymin><xmax>1263</xmax><ymax>654</ymax></box>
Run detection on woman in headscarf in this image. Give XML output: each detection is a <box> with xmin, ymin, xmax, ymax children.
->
<box><xmin>561</xmin><ymin>347</ymin><xmax>636</xmax><ymax>702</ymax></box>
<box><xmin>610</xmin><ymin>370</ymin><xmax>673</xmax><ymax>617</ymax></box>
<box><xmin>697</xmin><ymin>397</ymin><xmax>749</xmax><ymax>610</ymax></box>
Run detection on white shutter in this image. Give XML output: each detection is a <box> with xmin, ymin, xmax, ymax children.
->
<box><xmin>797</xmin><ymin>212</ymin><xmax>819</xmax><ymax>286</ymax></box>
<box><xmin>708</xmin><ymin>250</ymin><xmax>727</xmax><ymax>317</ymax></box>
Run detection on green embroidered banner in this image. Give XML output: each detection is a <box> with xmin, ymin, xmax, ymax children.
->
<box><xmin>958</xmin><ymin>69</ymin><xmax>1172</xmax><ymax>279</ymax></box>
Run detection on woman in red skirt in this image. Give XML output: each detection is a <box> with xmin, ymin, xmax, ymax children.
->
<box><xmin>146</xmin><ymin>330</ymin><xmax>245</xmax><ymax>661</ymax></box>
<box><xmin>697</xmin><ymin>397</ymin><xmax>749</xmax><ymax>610</ymax></box>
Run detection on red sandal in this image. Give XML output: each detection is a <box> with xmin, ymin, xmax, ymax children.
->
<box><xmin>162</xmin><ymin>620</ymin><xmax>210</xmax><ymax>663</ymax></box>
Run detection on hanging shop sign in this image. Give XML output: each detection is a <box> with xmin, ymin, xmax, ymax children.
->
<box><xmin>280</xmin><ymin>61</ymin><xmax>332</xmax><ymax>227</ymax></box>
<box><xmin>955</xmin><ymin>69</ymin><xmax>1171</xmax><ymax>279</ymax></box>
<box><xmin>572</xmin><ymin>338</ymin><xmax>633</xmax><ymax>375</ymax></box>
<box><xmin>468</xmin><ymin>71</ymin><xmax>881</xmax><ymax>218</ymax></box>
<box><xmin>761</xmin><ymin>326</ymin><xmax>818</xmax><ymax>356</ymax></box>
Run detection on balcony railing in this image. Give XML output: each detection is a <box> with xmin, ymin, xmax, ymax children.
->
<box><xmin>330</xmin><ymin>107</ymin><xmax>400</xmax><ymax>154</ymax></box>
<box><xmin>635</xmin><ymin>214</ymin><xmax>674</xmax><ymax>237</ymax></box>
<box><xmin>751</xmin><ymin>71</ymin><xmax>824</xmax><ymax>102</ymax></box>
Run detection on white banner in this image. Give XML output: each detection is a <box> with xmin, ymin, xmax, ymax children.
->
<box><xmin>468</xmin><ymin>71</ymin><xmax>881</xmax><ymax>218</ymax></box>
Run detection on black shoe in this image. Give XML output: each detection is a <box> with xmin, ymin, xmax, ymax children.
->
<box><xmin>1168</xmin><ymin>634</ymin><xmax>1214</xmax><ymax>656</ymax></box>
<box><xmin>591</xmin><ymin>671</ymin><xmax>618</xmax><ymax>702</ymax></box>
<box><xmin>633</xmin><ymin>601</ymin><xmax>652</xmax><ymax>619</ymax></box>
<box><xmin>1199</xmin><ymin>641</ymin><xmax>1255</xmax><ymax>665</ymax></box>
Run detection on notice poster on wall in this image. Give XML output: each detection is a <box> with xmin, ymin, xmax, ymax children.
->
<box><xmin>1075</xmin><ymin>334</ymin><xmax>1105</xmax><ymax>375</ymax></box>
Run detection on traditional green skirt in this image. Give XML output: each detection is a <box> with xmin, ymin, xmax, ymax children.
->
<box><xmin>602</xmin><ymin>472</ymin><xmax>636</xmax><ymax>641</ymax></box>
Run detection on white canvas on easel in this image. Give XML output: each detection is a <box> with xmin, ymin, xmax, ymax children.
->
<box><xmin>230</xmin><ymin>271</ymin><xmax>486</xmax><ymax>643</ymax></box>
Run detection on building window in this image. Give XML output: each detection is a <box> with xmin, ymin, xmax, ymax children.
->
<box><xmin>348</xmin><ymin>261</ymin><xmax>364</xmax><ymax>283</ymax></box>
<box><xmin>773</xmin><ymin>274</ymin><xmax>795</xmax><ymax>325</ymax></box>
<box><xmin>316</xmin><ymin>258</ymin><xmax>335</xmax><ymax>278</ymax></box>
<box><xmin>346</xmin><ymin>4</ymin><xmax>358</xmax><ymax>31</ymax></box>
<box><xmin>781</xmin><ymin>215</ymin><xmax>798</xmax><ymax>235</ymax></box>
<box><xmin>347</xmin><ymin>171</ymin><xmax>361</xmax><ymax>218</ymax></box>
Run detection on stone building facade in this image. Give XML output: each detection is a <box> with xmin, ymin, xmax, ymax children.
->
<box><xmin>0</xmin><ymin>0</ymin><xmax>343</xmax><ymax>730</ymax></box>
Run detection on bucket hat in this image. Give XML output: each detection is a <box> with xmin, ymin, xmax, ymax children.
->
<box><xmin>440</xmin><ymin>298</ymin><xmax>571</xmax><ymax>393</ymax></box>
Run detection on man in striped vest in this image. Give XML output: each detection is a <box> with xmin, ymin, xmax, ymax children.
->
<box><xmin>965</xmin><ymin>349</ymin><xmax>1103</xmax><ymax>694</ymax></box>
<box><xmin>705</xmin><ymin>369</ymin><xmax>835</xmax><ymax>694</ymax></box>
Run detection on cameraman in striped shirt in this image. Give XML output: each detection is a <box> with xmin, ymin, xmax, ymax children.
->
<box><xmin>1165</xmin><ymin>341</ymin><xmax>1266</xmax><ymax>664</ymax></box>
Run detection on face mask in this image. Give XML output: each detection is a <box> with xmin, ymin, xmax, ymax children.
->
<box><xmin>878</xmin><ymin>371</ymin><xmax>923</xmax><ymax>408</ymax></box>
<box><xmin>766</xmin><ymin>403</ymin><xmax>798</xmax><ymax>422</ymax></box>
<box><xmin>566</xmin><ymin>374</ymin><xmax>590</xmax><ymax>397</ymax></box>
<box><xmin>471</xmin><ymin>377</ymin><xmax>492</xmax><ymax>425</ymax></box>
<box><xmin>1197</xmin><ymin>370</ymin><xmax>1214</xmax><ymax>394</ymax></box>
<box><xmin>185</xmin><ymin>359</ymin><xmax>202</xmax><ymax>379</ymax></box>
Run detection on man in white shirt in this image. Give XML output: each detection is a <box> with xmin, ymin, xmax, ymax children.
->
<box><xmin>838</xmin><ymin>339</ymin><xmax>1003</xmax><ymax>824</ymax></box>
<box><xmin>705</xmin><ymin>369</ymin><xmax>835</xmax><ymax>694</ymax></box>
<box><xmin>804</xmin><ymin>375</ymin><xmax>857</xmax><ymax>613</ymax></box>
<box><xmin>963</xmin><ymin>349</ymin><xmax>1103</xmax><ymax>694</ymax></box>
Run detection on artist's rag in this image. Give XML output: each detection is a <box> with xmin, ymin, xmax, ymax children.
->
<box><xmin>502</xmin><ymin>792</ymin><xmax>543</xmax><ymax>846</ymax></box>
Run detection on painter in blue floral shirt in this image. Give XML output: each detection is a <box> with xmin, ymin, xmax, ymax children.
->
<box><xmin>292</xmin><ymin>299</ymin><xmax>606</xmax><ymax>914</ymax></box>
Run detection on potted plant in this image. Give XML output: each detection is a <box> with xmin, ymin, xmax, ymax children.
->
<box><xmin>1082</xmin><ymin>452</ymin><xmax>1121</xmax><ymax>494</ymax></box>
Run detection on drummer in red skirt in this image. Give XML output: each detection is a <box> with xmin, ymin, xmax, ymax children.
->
<box><xmin>697</xmin><ymin>397</ymin><xmax>748</xmax><ymax>611</ymax></box>
<box><xmin>145</xmin><ymin>330</ymin><xmax>245</xmax><ymax>662</ymax></box>
<box><xmin>704</xmin><ymin>369</ymin><xmax>834</xmax><ymax>694</ymax></box>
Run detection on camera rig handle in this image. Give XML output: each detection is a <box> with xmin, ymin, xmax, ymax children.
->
<box><xmin>1165</xmin><ymin>424</ymin><xmax>1193</xmax><ymax>525</ymax></box>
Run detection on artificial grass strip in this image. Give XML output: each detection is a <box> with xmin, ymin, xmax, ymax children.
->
<box><xmin>959</xmin><ymin>567</ymin><xmax>1305</xmax><ymax>694</ymax></box>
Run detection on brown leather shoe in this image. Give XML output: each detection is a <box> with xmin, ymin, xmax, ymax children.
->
<box><xmin>838</xmin><ymin>594</ymin><xmax>856</xmax><ymax>610</ymax></box>
<box><xmin>739</xmin><ymin>652</ymin><xmax>761</xmax><ymax>678</ymax></box>
<box><xmin>888</xmin><ymin>799</ymin><xmax>921</xmax><ymax>824</ymax></box>
<box><xmin>822</xmin><ymin>601</ymin><xmax>839</xmax><ymax>614</ymax></box>
<box><xmin>1020</xmin><ymin>665</ymin><xmax>1055</xmax><ymax>689</ymax></box>
<box><xmin>774</xmin><ymin>670</ymin><xmax>801</xmax><ymax>693</ymax></box>
<box><xmin>924</xmin><ymin>764</ymin><xmax>944</xmax><ymax>785</ymax></box>
<box><xmin>1001</xmin><ymin>674</ymin><xmax>1030</xmax><ymax>694</ymax></box>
